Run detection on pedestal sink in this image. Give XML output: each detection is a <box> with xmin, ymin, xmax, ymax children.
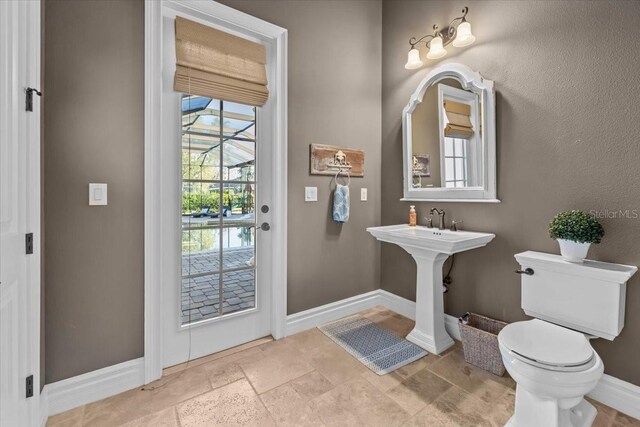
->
<box><xmin>367</xmin><ymin>224</ymin><xmax>495</xmax><ymax>354</ymax></box>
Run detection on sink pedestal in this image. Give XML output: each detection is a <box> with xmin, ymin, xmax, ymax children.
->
<box><xmin>404</xmin><ymin>249</ymin><xmax>454</xmax><ymax>354</ymax></box>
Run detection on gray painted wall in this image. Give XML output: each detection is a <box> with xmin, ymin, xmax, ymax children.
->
<box><xmin>42</xmin><ymin>0</ymin><xmax>640</xmax><ymax>387</ymax></box>
<box><xmin>381</xmin><ymin>0</ymin><xmax>640</xmax><ymax>385</ymax></box>
<box><xmin>44</xmin><ymin>0</ymin><xmax>145</xmax><ymax>383</ymax></box>
<box><xmin>217</xmin><ymin>0</ymin><xmax>383</xmax><ymax>314</ymax></box>
<box><xmin>43</xmin><ymin>0</ymin><xmax>381</xmax><ymax>382</ymax></box>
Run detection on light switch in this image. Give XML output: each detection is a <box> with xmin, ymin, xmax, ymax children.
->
<box><xmin>360</xmin><ymin>188</ymin><xmax>368</xmax><ymax>201</ymax></box>
<box><xmin>89</xmin><ymin>183</ymin><xmax>108</xmax><ymax>206</ymax></box>
<box><xmin>304</xmin><ymin>186</ymin><xmax>318</xmax><ymax>202</ymax></box>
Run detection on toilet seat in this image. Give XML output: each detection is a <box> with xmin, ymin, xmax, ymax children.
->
<box><xmin>499</xmin><ymin>319</ymin><xmax>595</xmax><ymax>372</ymax></box>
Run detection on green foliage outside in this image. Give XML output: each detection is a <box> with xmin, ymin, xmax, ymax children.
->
<box><xmin>182</xmin><ymin>189</ymin><xmax>256</xmax><ymax>214</ymax></box>
<box><xmin>549</xmin><ymin>210</ymin><xmax>604</xmax><ymax>244</ymax></box>
<box><xmin>182</xmin><ymin>190</ymin><xmax>233</xmax><ymax>213</ymax></box>
<box><xmin>182</xmin><ymin>151</ymin><xmax>255</xmax><ymax>214</ymax></box>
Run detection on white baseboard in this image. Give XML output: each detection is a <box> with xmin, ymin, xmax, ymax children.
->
<box><xmin>39</xmin><ymin>386</ymin><xmax>49</xmax><ymax>427</ymax></box>
<box><xmin>376</xmin><ymin>289</ymin><xmax>415</xmax><ymax>320</ymax></box>
<box><xmin>44</xmin><ymin>357</ymin><xmax>145</xmax><ymax>417</ymax></box>
<box><xmin>285</xmin><ymin>290</ymin><xmax>382</xmax><ymax>335</ymax></box>
<box><xmin>444</xmin><ymin>313</ymin><xmax>462</xmax><ymax>340</ymax></box>
<box><xmin>588</xmin><ymin>373</ymin><xmax>640</xmax><ymax>420</ymax></box>
<box><xmin>285</xmin><ymin>289</ymin><xmax>462</xmax><ymax>341</ymax></box>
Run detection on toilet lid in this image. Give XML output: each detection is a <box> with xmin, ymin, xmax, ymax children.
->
<box><xmin>499</xmin><ymin>319</ymin><xmax>594</xmax><ymax>368</ymax></box>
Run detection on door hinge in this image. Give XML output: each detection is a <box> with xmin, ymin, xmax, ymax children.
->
<box><xmin>25</xmin><ymin>87</ymin><xmax>42</xmax><ymax>112</ymax></box>
<box><xmin>25</xmin><ymin>233</ymin><xmax>33</xmax><ymax>254</ymax></box>
<box><xmin>26</xmin><ymin>375</ymin><xmax>34</xmax><ymax>398</ymax></box>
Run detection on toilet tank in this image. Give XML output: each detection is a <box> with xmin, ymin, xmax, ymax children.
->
<box><xmin>514</xmin><ymin>251</ymin><xmax>637</xmax><ymax>340</ymax></box>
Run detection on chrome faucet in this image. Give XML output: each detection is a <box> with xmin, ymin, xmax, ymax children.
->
<box><xmin>430</xmin><ymin>208</ymin><xmax>446</xmax><ymax>230</ymax></box>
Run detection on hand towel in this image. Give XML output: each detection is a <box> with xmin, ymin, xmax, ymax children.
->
<box><xmin>333</xmin><ymin>184</ymin><xmax>350</xmax><ymax>223</ymax></box>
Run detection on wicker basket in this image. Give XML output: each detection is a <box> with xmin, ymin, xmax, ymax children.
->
<box><xmin>458</xmin><ymin>312</ymin><xmax>508</xmax><ymax>376</ymax></box>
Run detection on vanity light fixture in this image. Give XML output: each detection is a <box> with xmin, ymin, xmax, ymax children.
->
<box><xmin>405</xmin><ymin>7</ymin><xmax>475</xmax><ymax>69</ymax></box>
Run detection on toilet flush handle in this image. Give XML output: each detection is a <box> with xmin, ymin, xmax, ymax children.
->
<box><xmin>515</xmin><ymin>268</ymin><xmax>534</xmax><ymax>276</ymax></box>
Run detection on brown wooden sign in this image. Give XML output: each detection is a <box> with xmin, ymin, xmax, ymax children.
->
<box><xmin>309</xmin><ymin>144</ymin><xmax>365</xmax><ymax>177</ymax></box>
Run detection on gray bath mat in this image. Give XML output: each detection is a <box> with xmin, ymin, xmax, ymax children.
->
<box><xmin>318</xmin><ymin>315</ymin><xmax>427</xmax><ymax>375</ymax></box>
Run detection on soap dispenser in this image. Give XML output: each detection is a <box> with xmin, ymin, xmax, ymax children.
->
<box><xmin>409</xmin><ymin>205</ymin><xmax>417</xmax><ymax>227</ymax></box>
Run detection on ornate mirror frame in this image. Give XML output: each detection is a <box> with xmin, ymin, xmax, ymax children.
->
<box><xmin>402</xmin><ymin>63</ymin><xmax>498</xmax><ymax>202</ymax></box>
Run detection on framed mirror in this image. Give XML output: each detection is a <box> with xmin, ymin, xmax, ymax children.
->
<box><xmin>402</xmin><ymin>63</ymin><xmax>498</xmax><ymax>202</ymax></box>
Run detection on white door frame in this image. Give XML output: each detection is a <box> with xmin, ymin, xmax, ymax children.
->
<box><xmin>144</xmin><ymin>0</ymin><xmax>288</xmax><ymax>383</ymax></box>
<box><xmin>0</xmin><ymin>0</ymin><xmax>42</xmax><ymax>425</ymax></box>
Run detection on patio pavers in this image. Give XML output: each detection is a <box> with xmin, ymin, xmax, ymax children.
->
<box><xmin>181</xmin><ymin>247</ymin><xmax>255</xmax><ymax>324</ymax></box>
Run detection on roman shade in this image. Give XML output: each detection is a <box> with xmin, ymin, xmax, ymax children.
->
<box><xmin>443</xmin><ymin>99</ymin><xmax>474</xmax><ymax>139</ymax></box>
<box><xmin>174</xmin><ymin>16</ymin><xmax>269</xmax><ymax>106</ymax></box>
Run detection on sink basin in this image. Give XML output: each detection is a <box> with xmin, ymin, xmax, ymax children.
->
<box><xmin>367</xmin><ymin>224</ymin><xmax>495</xmax><ymax>354</ymax></box>
<box><xmin>366</xmin><ymin>224</ymin><xmax>495</xmax><ymax>254</ymax></box>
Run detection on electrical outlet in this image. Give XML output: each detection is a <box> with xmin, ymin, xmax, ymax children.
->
<box><xmin>305</xmin><ymin>186</ymin><xmax>318</xmax><ymax>202</ymax></box>
<box><xmin>360</xmin><ymin>188</ymin><xmax>367</xmax><ymax>201</ymax></box>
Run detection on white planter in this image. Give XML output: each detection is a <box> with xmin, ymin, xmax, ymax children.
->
<box><xmin>557</xmin><ymin>239</ymin><xmax>591</xmax><ymax>263</ymax></box>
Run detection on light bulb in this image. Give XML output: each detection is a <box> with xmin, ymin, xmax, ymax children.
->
<box><xmin>452</xmin><ymin>21</ymin><xmax>476</xmax><ymax>47</ymax></box>
<box><xmin>404</xmin><ymin>48</ymin><xmax>423</xmax><ymax>70</ymax></box>
<box><xmin>426</xmin><ymin>36</ymin><xmax>447</xmax><ymax>59</ymax></box>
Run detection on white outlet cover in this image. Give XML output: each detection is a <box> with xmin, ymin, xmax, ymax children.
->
<box><xmin>305</xmin><ymin>186</ymin><xmax>318</xmax><ymax>202</ymax></box>
<box><xmin>360</xmin><ymin>188</ymin><xmax>368</xmax><ymax>201</ymax></box>
<box><xmin>89</xmin><ymin>183</ymin><xmax>108</xmax><ymax>206</ymax></box>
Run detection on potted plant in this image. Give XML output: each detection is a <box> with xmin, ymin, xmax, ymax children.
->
<box><xmin>548</xmin><ymin>210</ymin><xmax>604</xmax><ymax>262</ymax></box>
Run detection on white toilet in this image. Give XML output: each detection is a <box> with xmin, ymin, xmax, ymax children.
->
<box><xmin>498</xmin><ymin>251</ymin><xmax>637</xmax><ymax>427</ymax></box>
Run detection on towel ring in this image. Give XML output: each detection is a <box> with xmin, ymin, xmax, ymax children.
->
<box><xmin>334</xmin><ymin>166</ymin><xmax>350</xmax><ymax>186</ymax></box>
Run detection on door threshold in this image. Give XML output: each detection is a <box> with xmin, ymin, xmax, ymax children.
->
<box><xmin>162</xmin><ymin>335</ymin><xmax>274</xmax><ymax>376</ymax></box>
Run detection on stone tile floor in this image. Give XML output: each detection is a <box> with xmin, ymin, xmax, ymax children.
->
<box><xmin>181</xmin><ymin>247</ymin><xmax>255</xmax><ymax>323</ymax></box>
<box><xmin>47</xmin><ymin>307</ymin><xmax>639</xmax><ymax>427</ymax></box>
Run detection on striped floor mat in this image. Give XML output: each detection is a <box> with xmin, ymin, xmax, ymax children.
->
<box><xmin>318</xmin><ymin>315</ymin><xmax>427</xmax><ymax>375</ymax></box>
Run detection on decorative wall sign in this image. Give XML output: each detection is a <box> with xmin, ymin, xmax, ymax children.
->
<box><xmin>412</xmin><ymin>154</ymin><xmax>431</xmax><ymax>177</ymax></box>
<box><xmin>310</xmin><ymin>144</ymin><xmax>365</xmax><ymax>177</ymax></box>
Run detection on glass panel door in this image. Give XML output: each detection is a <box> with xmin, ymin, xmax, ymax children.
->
<box><xmin>161</xmin><ymin>15</ymin><xmax>274</xmax><ymax>369</ymax></box>
<box><xmin>181</xmin><ymin>96</ymin><xmax>257</xmax><ymax>325</ymax></box>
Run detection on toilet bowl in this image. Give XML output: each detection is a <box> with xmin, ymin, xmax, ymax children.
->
<box><xmin>498</xmin><ymin>319</ymin><xmax>604</xmax><ymax>427</ymax></box>
<box><xmin>503</xmin><ymin>251</ymin><xmax>637</xmax><ymax>427</ymax></box>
